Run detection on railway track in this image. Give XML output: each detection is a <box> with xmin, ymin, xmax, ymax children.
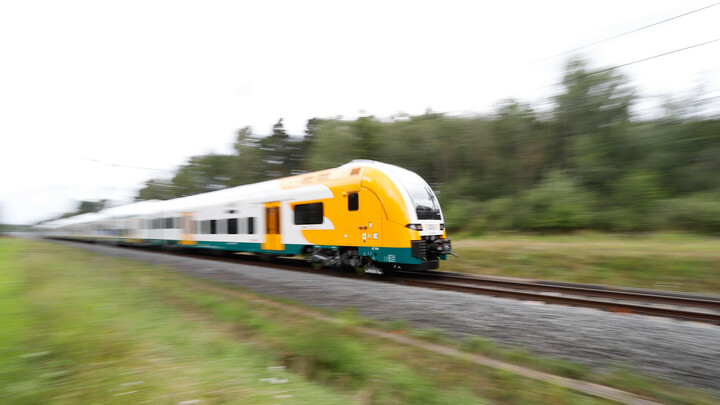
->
<box><xmin>54</xmin><ymin>239</ymin><xmax>720</xmax><ymax>325</ymax></box>
<box><xmin>390</xmin><ymin>270</ymin><xmax>720</xmax><ymax>325</ymax></box>
<box><xmin>166</xmin><ymin>247</ymin><xmax>720</xmax><ymax>325</ymax></box>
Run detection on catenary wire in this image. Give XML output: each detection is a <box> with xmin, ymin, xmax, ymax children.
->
<box><xmin>548</xmin><ymin>38</ymin><xmax>720</xmax><ymax>88</ymax></box>
<box><xmin>534</xmin><ymin>2</ymin><xmax>720</xmax><ymax>64</ymax></box>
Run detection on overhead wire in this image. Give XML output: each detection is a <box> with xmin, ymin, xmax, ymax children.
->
<box><xmin>548</xmin><ymin>38</ymin><xmax>720</xmax><ymax>87</ymax></box>
<box><xmin>534</xmin><ymin>1</ymin><xmax>720</xmax><ymax>64</ymax></box>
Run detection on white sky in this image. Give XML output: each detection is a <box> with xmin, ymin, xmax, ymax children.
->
<box><xmin>1</xmin><ymin>0</ymin><xmax>719</xmax><ymax>224</ymax></box>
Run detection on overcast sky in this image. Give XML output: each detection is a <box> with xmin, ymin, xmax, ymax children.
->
<box><xmin>1</xmin><ymin>0</ymin><xmax>719</xmax><ymax>225</ymax></box>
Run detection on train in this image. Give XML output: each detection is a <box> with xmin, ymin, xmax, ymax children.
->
<box><xmin>40</xmin><ymin>160</ymin><xmax>453</xmax><ymax>273</ymax></box>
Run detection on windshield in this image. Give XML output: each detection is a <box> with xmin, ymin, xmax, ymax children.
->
<box><xmin>403</xmin><ymin>181</ymin><xmax>441</xmax><ymax>220</ymax></box>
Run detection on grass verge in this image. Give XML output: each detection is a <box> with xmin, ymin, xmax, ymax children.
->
<box><xmin>443</xmin><ymin>232</ymin><xmax>720</xmax><ymax>294</ymax></box>
<box><xmin>1</xmin><ymin>238</ymin><xmax>717</xmax><ymax>404</ymax></box>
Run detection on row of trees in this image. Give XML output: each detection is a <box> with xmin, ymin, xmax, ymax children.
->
<box><xmin>136</xmin><ymin>59</ymin><xmax>720</xmax><ymax>233</ymax></box>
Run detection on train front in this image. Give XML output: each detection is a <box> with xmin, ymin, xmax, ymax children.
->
<box><xmin>358</xmin><ymin>161</ymin><xmax>453</xmax><ymax>271</ymax></box>
<box><xmin>393</xmin><ymin>167</ymin><xmax>452</xmax><ymax>270</ymax></box>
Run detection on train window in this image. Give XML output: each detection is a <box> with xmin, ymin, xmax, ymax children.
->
<box><xmin>294</xmin><ymin>202</ymin><xmax>323</xmax><ymax>225</ymax></box>
<box><xmin>201</xmin><ymin>220</ymin><xmax>210</xmax><ymax>234</ymax></box>
<box><xmin>210</xmin><ymin>220</ymin><xmax>217</xmax><ymax>234</ymax></box>
<box><xmin>248</xmin><ymin>217</ymin><xmax>255</xmax><ymax>234</ymax></box>
<box><xmin>192</xmin><ymin>220</ymin><xmax>199</xmax><ymax>234</ymax></box>
<box><xmin>165</xmin><ymin>218</ymin><xmax>173</xmax><ymax>229</ymax></box>
<box><xmin>228</xmin><ymin>218</ymin><xmax>238</xmax><ymax>234</ymax></box>
<box><xmin>174</xmin><ymin>217</ymin><xmax>182</xmax><ymax>229</ymax></box>
<box><xmin>348</xmin><ymin>192</ymin><xmax>359</xmax><ymax>211</ymax></box>
<box><xmin>216</xmin><ymin>219</ymin><xmax>227</xmax><ymax>234</ymax></box>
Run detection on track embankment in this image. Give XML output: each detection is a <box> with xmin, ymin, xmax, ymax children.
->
<box><xmin>49</xmin><ymin>240</ymin><xmax>720</xmax><ymax>395</ymax></box>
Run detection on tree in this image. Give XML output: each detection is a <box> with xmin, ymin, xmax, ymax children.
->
<box><xmin>258</xmin><ymin>118</ymin><xmax>302</xmax><ymax>178</ymax></box>
<box><xmin>352</xmin><ymin>115</ymin><xmax>382</xmax><ymax>160</ymax></box>
<box><xmin>305</xmin><ymin>120</ymin><xmax>359</xmax><ymax>171</ymax></box>
<box><xmin>552</xmin><ymin>58</ymin><xmax>636</xmax><ymax>191</ymax></box>
<box><xmin>57</xmin><ymin>199</ymin><xmax>110</xmax><ymax>218</ymax></box>
<box><xmin>136</xmin><ymin>179</ymin><xmax>178</xmax><ymax>201</ymax></box>
<box><xmin>230</xmin><ymin>126</ymin><xmax>266</xmax><ymax>185</ymax></box>
<box><xmin>171</xmin><ymin>154</ymin><xmax>235</xmax><ymax>196</ymax></box>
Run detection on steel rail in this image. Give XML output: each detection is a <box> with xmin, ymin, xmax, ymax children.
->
<box><xmin>398</xmin><ymin>270</ymin><xmax>720</xmax><ymax>310</ymax></box>
<box><xmin>385</xmin><ymin>276</ymin><xmax>720</xmax><ymax>325</ymax></box>
<box><xmin>169</xmin><ymin>249</ymin><xmax>720</xmax><ymax>325</ymax></box>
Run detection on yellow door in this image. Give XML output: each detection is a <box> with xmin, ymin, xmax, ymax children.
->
<box><xmin>180</xmin><ymin>212</ymin><xmax>196</xmax><ymax>245</ymax></box>
<box><xmin>346</xmin><ymin>189</ymin><xmax>383</xmax><ymax>248</ymax></box>
<box><xmin>345</xmin><ymin>190</ymin><xmax>362</xmax><ymax>246</ymax></box>
<box><xmin>360</xmin><ymin>189</ymin><xmax>383</xmax><ymax>248</ymax></box>
<box><xmin>263</xmin><ymin>202</ymin><xmax>284</xmax><ymax>251</ymax></box>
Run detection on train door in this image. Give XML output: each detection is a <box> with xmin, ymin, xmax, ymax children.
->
<box><xmin>360</xmin><ymin>189</ymin><xmax>383</xmax><ymax>249</ymax></box>
<box><xmin>263</xmin><ymin>202</ymin><xmax>284</xmax><ymax>251</ymax></box>
<box><xmin>345</xmin><ymin>191</ymin><xmax>362</xmax><ymax>246</ymax></box>
<box><xmin>180</xmin><ymin>212</ymin><xmax>196</xmax><ymax>245</ymax></box>
<box><xmin>347</xmin><ymin>189</ymin><xmax>383</xmax><ymax>249</ymax></box>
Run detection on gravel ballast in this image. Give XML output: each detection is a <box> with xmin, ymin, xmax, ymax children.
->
<box><xmin>52</xmin><ymin>241</ymin><xmax>720</xmax><ymax>394</ymax></box>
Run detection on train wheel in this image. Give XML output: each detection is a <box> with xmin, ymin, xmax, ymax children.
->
<box><xmin>355</xmin><ymin>258</ymin><xmax>383</xmax><ymax>274</ymax></box>
<box><xmin>353</xmin><ymin>257</ymin><xmax>369</xmax><ymax>274</ymax></box>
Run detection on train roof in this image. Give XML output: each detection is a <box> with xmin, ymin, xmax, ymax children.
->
<box><xmin>47</xmin><ymin>160</ymin><xmax>442</xmax><ymax>224</ymax></box>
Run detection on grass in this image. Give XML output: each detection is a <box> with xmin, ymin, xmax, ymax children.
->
<box><xmin>0</xmin><ymin>240</ymin><xmax>351</xmax><ymax>404</ymax></box>
<box><xmin>1</xmin><ymin>237</ymin><xmax>718</xmax><ymax>404</ymax></box>
<box><xmin>443</xmin><ymin>232</ymin><xmax>720</xmax><ymax>294</ymax></box>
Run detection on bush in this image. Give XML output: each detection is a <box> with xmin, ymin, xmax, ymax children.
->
<box><xmin>654</xmin><ymin>195</ymin><xmax>720</xmax><ymax>234</ymax></box>
<box><xmin>481</xmin><ymin>197</ymin><xmax>524</xmax><ymax>231</ymax></box>
<box><xmin>448</xmin><ymin>172</ymin><xmax>595</xmax><ymax>233</ymax></box>
<box><xmin>442</xmin><ymin>200</ymin><xmax>482</xmax><ymax>232</ymax></box>
<box><xmin>521</xmin><ymin>170</ymin><xmax>594</xmax><ymax>231</ymax></box>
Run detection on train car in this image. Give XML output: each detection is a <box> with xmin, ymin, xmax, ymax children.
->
<box><xmin>42</xmin><ymin>160</ymin><xmax>452</xmax><ymax>272</ymax></box>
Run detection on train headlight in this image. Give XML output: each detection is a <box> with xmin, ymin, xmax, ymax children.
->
<box><xmin>405</xmin><ymin>224</ymin><xmax>423</xmax><ymax>231</ymax></box>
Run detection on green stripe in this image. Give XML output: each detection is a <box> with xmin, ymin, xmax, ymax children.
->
<box><xmin>119</xmin><ymin>239</ymin><xmax>427</xmax><ymax>265</ymax></box>
<box><xmin>378</xmin><ymin>247</ymin><xmax>422</xmax><ymax>265</ymax></box>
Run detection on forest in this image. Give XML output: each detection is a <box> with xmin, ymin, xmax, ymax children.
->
<box><xmin>134</xmin><ymin>59</ymin><xmax>720</xmax><ymax>234</ymax></box>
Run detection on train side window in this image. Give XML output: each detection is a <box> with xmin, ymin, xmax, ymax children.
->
<box><xmin>165</xmin><ymin>218</ymin><xmax>173</xmax><ymax>229</ymax></box>
<box><xmin>228</xmin><ymin>218</ymin><xmax>238</xmax><ymax>234</ymax></box>
<box><xmin>201</xmin><ymin>220</ymin><xmax>210</xmax><ymax>234</ymax></box>
<box><xmin>348</xmin><ymin>192</ymin><xmax>359</xmax><ymax>211</ymax></box>
<box><xmin>192</xmin><ymin>220</ymin><xmax>199</xmax><ymax>234</ymax></box>
<box><xmin>210</xmin><ymin>220</ymin><xmax>217</xmax><ymax>234</ymax></box>
<box><xmin>248</xmin><ymin>217</ymin><xmax>255</xmax><ymax>234</ymax></box>
<box><xmin>217</xmin><ymin>219</ymin><xmax>227</xmax><ymax>234</ymax></box>
<box><xmin>295</xmin><ymin>202</ymin><xmax>323</xmax><ymax>225</ymax></box>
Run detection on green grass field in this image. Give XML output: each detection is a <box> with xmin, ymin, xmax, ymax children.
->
<box><xmin>443</xmin><ymin>233</ymin><xmax>720</xmax><ymax>295</ymax></box>
<box><xmin>1</xmin><ymin>238</ymin><xmax>717</xmax><ymax>404</ymax></box>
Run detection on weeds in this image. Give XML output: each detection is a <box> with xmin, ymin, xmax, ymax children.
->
<box><xmin>3</xmin><ymin>238</ymin><xmax>718</xmax><ymax>405</ymax></box>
